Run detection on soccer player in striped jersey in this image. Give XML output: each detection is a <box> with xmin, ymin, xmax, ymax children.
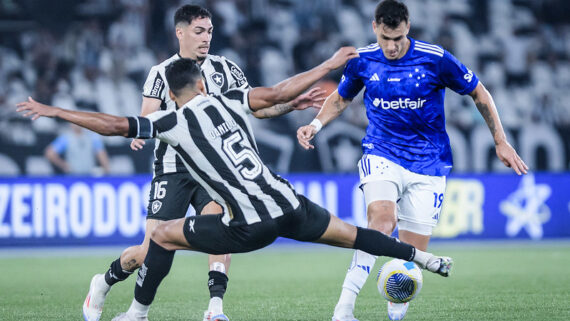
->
<box><xmin>78</xmin><ymin>5</ymin><xmax>324</xmax><ymax>321</ymax></box>
<box><xmin>297</xmin><ymin>1</ymin><xmax>528</xmax><ymax>320</ymax></box>
<box><xmin>18</xmin><ymin>51</ymin><xmax>453</xmax><ymax>321</ymax></box>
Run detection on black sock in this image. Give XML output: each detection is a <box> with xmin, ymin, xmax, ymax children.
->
<box><xmin>134</xmin><ymin>239</ymin><xmax>175</xmax><ymax>305</ymax></box>
<box><xmin>104</xmin><ymin>258</ymin><xmax>133</xmax><ymax>286</ymax></box>
<box><xmin>353</xmin><ymin>227</ymin><xmax>415</xmax><ymax>261</ymax></box>
<box><xmin>208</xmin><ymin>271</ymin><xmax>228</xmax><ymax>299</ymax></box>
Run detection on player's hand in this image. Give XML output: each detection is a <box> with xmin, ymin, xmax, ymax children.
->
<box><xmin>324</xmin><ymin>46</ymin><xmax>359</xmax><ymax>70</ymax></box>
<box><xmin>130</xmin><ymin>138</ymin><xmax>146</xmax><ymax>151</ymax></box>
<box><xmin>291</xmin><ymin>87</ymin><xmax>327</xmax><ymax>111</ymax></box>
<box><xmin>495</xmin><ymin>140</ymin><xmax>528</xmax><ymax>175</ymax></box>
<box><xmin>16</xmin><ymin>97</ymin><xmax>59</xmax><ymax>120</ymax></box>
<box><xmin>297</xmin><ymin>124</ymin><xmax>318</xmax><ymax>150</ymax></box>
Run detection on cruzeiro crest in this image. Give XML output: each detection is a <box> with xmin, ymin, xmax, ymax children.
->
<box><xmin>210</xmin><ymin>72</ymin><xmax>225</xmax><ymax>87</ymax></box>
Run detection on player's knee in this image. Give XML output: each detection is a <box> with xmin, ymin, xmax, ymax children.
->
<box><xmin>150</xmin><ymin>223</ymin><xmax>169</xmax><ymax>246</ymax></box>
<box><xmin>200</xmin><ymin>201</ymin><xmax>223</xmax><ymax>215</ymax></box>
<box><xmin>367</xmin><ymin>202</ymin><xmax>397</xmax><ymax>234</ymax></box>
<box><xmin>150</xmin><ymin>221</ymin><xmax>181</xmax><ymax>251</ymax></box>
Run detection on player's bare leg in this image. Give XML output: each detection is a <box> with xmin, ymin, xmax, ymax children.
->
<box><xmin>315</xmin><ymin>215</ymin><xmax>452</xmax><ymax>275</ymax></box>
<box><xmin>399</xmin><ymin>230</ymin><xmax>429</xmax><ymax>251</ymax></box>
<box><xmin>83</xmin><ymin>219</ymin><xmax>162</xmax><ymax>321</ymax></box>
<box><xmin>200</xmin><ymin>201</ymin><xmax>231</xmax><ymax>321</ymax></box>
<box><xmin>332</xmin><ymin>199</ymin><xmax>397</xmax><ymax>321</ymax></box>
<box><xmin>112</xmin><ymin>218</ymin><xmax>191</xmax><ymax>321</ymax></box>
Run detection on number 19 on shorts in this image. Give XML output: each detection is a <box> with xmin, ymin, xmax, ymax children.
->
<box><xmin>433</xmin><ymin>192</ymin><xmax>444</xmax><ymax>208</ymax></box>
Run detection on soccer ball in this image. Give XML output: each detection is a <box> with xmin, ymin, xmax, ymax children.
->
<box><xmin>376</xmin><ymin>259</ymin><xmax>423</xmax><ymax>303</ymax></box>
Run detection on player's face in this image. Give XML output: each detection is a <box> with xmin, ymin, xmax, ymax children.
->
<box><xmin>177</xmin><ymin>17</ymin><xmax>213</xmax><ymax>61</ymax></box>
<box><xmin>373</xmin><ymin>20</ymin><xmax>410</xmax><ymax>60</ymax></box>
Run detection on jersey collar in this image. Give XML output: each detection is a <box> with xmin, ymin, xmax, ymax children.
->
<box><xmin>377</xmin><ymin>37</ymin><xmax>415</xmax><ymax>63</ymax></box>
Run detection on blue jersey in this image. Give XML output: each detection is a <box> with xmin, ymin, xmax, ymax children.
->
<box><xmin>338</xmin><ymin>38</ymin><xmax>479</xmax><ymax>176</ymax></box>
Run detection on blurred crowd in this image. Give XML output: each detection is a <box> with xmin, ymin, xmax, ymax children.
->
<box><xmin>1</xmin><ymin>0</ymin><xmax>569</xmax><ymax>175</ymax></box>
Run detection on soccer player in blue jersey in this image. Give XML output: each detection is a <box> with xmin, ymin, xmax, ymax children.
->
<box><xmin>297</xmin><ymin>1</ymin><xmax>528</xmax><ymax>320</ymax></box>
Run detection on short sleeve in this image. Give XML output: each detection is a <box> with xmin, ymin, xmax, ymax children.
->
<box><xmin>50</xmin><ymin>135</ymin><xmax>69</xmax><ymax>153</ymax></box>
<box><xmin>127</xmin><ymin>111</ymin><xmax>178</xmax><ymax>145</ymax></box>
<box><xmin>224</xmin><ymin>58</ymin><xmax>250</xmax><ymax>89</ymax></box>
<box><xmin>218</xmin><ymin>88</ymin><xmax>251</xmax><ymax>115</ymax></box>
<box><xmin>337</xmin><ymin>57</ymin><xmax>364</xmax><ymax>99</ymax></box>
<box><xmin>439</xmin><ymin>51</ymin><xmax>479</xmax><ymax>95</ymax></box>
<box><xmin>142</xmin><ymin>66</ymin><xmax>166</xmax><ymax>100</ymax></box>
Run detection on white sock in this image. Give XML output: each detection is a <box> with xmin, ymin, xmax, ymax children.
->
<box><xmin>96</xmin><ymin>274</ymin><xmax>111</xmax><ymax>294</ymax></box>
<box><xmin>336</xmin><ymin>250</ymin><xmax>377</xmax><ymax>309</ymax></box>
<box><xmin>127</xmin><ymin>298</ymin><xmax>150</xmax><ymax>317</ymax></box>
<box><xmin>207</xmin><ymin>297</ymin><xmax>223</xmax><ymax>315</ymax></box>
<box><xmin>412</xmin><ymin>249</ymin><xmax>432</xmax><ymax>269</ymax></box>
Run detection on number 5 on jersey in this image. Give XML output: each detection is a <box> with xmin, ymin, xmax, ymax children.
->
<box><xmin>222</xmin><ymin>131</ymin><xmax>263</xmax><ymax>180</ymax></box>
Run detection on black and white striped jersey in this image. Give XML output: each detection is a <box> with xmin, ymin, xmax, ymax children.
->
<box><xmin>127</xmin><ymin>89</ymin><xmax>299</xmax><ymax>226</ymax></box>
<box><xmin>142</xmin><ymin>54</ymin><xmax>250</xmax><ymax>176</ymax></box>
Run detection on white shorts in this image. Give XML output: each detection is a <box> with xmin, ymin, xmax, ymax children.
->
<box><xmin>358</xmin><ymin>154</ymin><xmax>446</xmax><ymax>235</ymax></box>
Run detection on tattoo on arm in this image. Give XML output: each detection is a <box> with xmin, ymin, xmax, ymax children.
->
<box><xmin>256</xmin><ymin>103</ymin><xmax>293</xmax><ymax>118</ymax></box>
<box><xmin>475</xmin><ymin>101</ymin><xmax>497</xmax><ymax>138</ymax></box>
<box><xmin>333</xmin><ymin>99</ymin><xmax>345</xmax><ymax>115</ymax></box>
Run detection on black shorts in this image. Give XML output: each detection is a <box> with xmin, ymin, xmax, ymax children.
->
<box><xmin>182</xmin><ymin>195</ymin><xmax>331</xmax><ymax>254</ymax></box>
<box><xmin>146</xmin><ymin>173</ymin><xmax>216</xmax><ymax>221</ymax></box>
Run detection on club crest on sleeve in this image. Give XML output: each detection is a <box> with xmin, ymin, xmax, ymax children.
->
<box><xmin>151</xmin><ymin>200</ymin><xmax>162</xmax><ymax>214</ymax></box>
<box><xmin>211</xmin><ymin>72</ymin><xmax>225</xmax><ymax>87</ymax></box>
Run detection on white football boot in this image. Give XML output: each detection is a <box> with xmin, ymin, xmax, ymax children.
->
<box><xmin>111</xmin><ymin>312</ymin><xmax>149</xmax><ymax>321</ymax></box>
<box><xmin>203</xmin><ymin>310</ymin><xmax>230</xmax><ymax>321</ymax></box>
<box><xmin>387</xmin><ymin>302</ymin><xmax>409</xmax><ymax>320</ymax></box>
<box><xmin>332</xmin><ymin>304</ymin><xmax>359</xmax><ymax>321</ymax></box>
<box><xmin>83</xmin><ymin>274</ymin><xmax>111</xmax><ymax>321</ymax></box>
<box><xmin>425</xmin><ymin>256</ymin><xmax>453</xmax><ymax>277</ymax></box>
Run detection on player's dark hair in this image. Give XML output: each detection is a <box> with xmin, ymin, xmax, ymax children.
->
<box><xmin>174</xmin><ymin>4</ymin><xmax>211</xmax><ymax>26</ymax></box>
<box><xmin>165</xmin><ymin>58</ymin><xmax>202</xmax><ymax>96</ymax></box>
<box><xmin>374</xmin><ymin>0</ymin><xmax>409</xmax><ymax>28</ymax></box>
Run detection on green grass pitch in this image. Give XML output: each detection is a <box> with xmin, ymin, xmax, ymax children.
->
<box><xmin>1</xmin><ymin>241</ymin><xmax>569</xmax><ymax>320</ymax></box>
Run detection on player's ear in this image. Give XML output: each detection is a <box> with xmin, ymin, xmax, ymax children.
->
<box><xmin>175</xmin><ymin>25</ymin><xmax>184</xmax><ymax>40</ymax></box>
<box><xmin>169</xmin><ymin>89</ymin><xmax>176</xmax><ymax>101</ymax></box>
<box><xmin>372</xmin><ymin>20</ymin><xmax>377</xmax><ymax>33</ymax></box>
<box><xmin>197</xmin><ymin>79</ymin><xmax>206</xmax><ymax>95</ymax></box>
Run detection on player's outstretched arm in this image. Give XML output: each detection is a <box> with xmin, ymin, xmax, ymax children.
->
<box><xmin>130</xmin><ymin>97</ymin><xmax>162</xmax><ymax>150</ymax></box>
<box><xmin>469</xmin><ymin>82</ymin><xmax>529</xmax><ymax>175</ymax></box>
<box><xmin>17</xmin><ymin>97</ymin><xmax>130</xmax><ymax>137</ymax></box>
<box><xmin>251</xmin><ymin>87</ymin><xmax>327</xmax><ymax>119</ymax></box>
<box><xmin>297</xmin><ymin>90</ymin><xmax>352</xmax><ymax>150</ymax></box>
<box><xmin>248</xmin><ymin>46</ymin><xmax>358</xmax><ymax>111</ymax></box>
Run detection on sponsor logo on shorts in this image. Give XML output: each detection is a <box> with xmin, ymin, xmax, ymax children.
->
<box><xmin>151</xmin><ymin>200</ymin><xmax>162</xmax><ymax>214</ymax></box>
<box><xmin>188</xmin><ymin>219</ymin><xmax>196</xmax><ymax>233</ymax></box>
